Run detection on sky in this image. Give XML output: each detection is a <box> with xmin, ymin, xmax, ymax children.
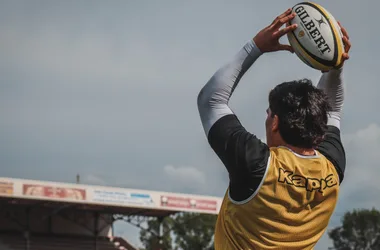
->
<box><xmin>0</xmin><ymin>0</ymin><xmax>379</xmax><ymax>249</ymax></box>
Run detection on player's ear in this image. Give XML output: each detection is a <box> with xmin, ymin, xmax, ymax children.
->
<box><xmin>272</xmin><ymin>115</ymin><xmax>279</xmax><ymax>132</ymax></box>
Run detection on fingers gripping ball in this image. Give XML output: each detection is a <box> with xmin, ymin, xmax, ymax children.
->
<box><xmin>287</xmin><ymin>2</ymin><xmax>344</xmax><ymax>71</ymax></box>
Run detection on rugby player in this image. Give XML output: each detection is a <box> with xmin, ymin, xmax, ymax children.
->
<box><xmin>197</xmin><ymin>8</ymin><xmax>351</xmax><ymax>249</ymax></box>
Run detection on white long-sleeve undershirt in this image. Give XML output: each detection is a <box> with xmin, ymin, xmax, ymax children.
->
<box><xmin>317</xmin><ymin>68</ymin><xmax>345</xmax><ymax>129</ymax></box>
<box><xmin>197</xmin><ymin>39</ymin><xmax>262</xmax><ymax>136</ymax></box>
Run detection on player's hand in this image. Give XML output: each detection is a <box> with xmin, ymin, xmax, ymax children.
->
<box><xmin>253</xmin><ymin>8</ymin><xmax>298</xmax><ymax>53</ymax></box>
<box><xmin>336</xmin><ymin>21</ymin><xmax>351</xmax><ymax>68</ymax></box>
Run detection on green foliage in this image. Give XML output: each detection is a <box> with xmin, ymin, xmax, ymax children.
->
<box><xmin>139</xmin><ymin>213</ymin><xmax>217</xmax><ymax>250</ymax></box>
<box><xmin>139</xmin><ymin>216</ymin><xmax>174</xmax><ymax>250</ymax></box>
<box><xmin>328</xmin><ymin>208</ymin><xmax>380</xmax><ymax>250</ymax></box>
<box><xmin>171</xmin><ymin>213</ymin><xmax>216</xmax><ymax>250</ymax></box>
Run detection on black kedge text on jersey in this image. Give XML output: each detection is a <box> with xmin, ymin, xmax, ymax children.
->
<box><xmin>278</xmin><ymin>168</ymin><xmax>338</xmax><ymax>193</ymax></box>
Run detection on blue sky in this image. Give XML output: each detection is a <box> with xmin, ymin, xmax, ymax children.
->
<box><xmin>0</xmin><ymin>0</ymin><xmax>379</xmax><ymax>248</ymax></box>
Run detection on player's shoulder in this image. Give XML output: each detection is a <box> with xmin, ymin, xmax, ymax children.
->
<box><xmin>316</xmin><ymin>125</ymin><xmax>346</xmax><ymax>183</ymax></box>
<box><xmin>208</xmin><ymin>114</ymin><xmax>271</xmax><ymax>202</ymax></box>
<box><xmin>208</xmin><ymin>114</ymin><xmax>269</xmax><ymax>156</ymax></box>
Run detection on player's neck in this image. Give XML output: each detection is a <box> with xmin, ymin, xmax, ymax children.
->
<box><xmin>283</xmin><ymin>144</ymin><xmax>316</xmax><ymax>156</ymax></box>
<box><xmin>269</xmin><ymin>136</ymin><xmax>316</xmax><ymax>156</ymax></box>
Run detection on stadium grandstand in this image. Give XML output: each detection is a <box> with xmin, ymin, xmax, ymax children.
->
<box><xmin>0</xmin><ymin>177</ymin><xmax>222</xmax><ymax>250</ymax></box>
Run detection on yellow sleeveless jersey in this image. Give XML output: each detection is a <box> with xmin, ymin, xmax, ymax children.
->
<box><xmin>214</xmin><ymin>146</ymin><xmax>340</xmax><ymax>250</ymax></box>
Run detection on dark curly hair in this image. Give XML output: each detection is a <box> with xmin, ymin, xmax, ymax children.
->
<box><xmin>268</xmin><ymin>79</ymin><xmax>331</xmax><ymax>148</ymax></box>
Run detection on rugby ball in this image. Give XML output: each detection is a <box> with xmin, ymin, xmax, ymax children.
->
<box><xmin>287</xmin><ymin>2</ymin><xmax>344</xmax><ymax>71</ymax></box>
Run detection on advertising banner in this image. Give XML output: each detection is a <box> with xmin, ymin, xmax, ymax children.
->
<box><xmin>0</xmin><ymin>181</ymin><xmax>13</xmax><ymax>195</ymax></box>
<box><xmin>160</xmin><ymin>195</ymin><xmax>217</xmax><ymax>211</ymax></box>
<box><xmin>92</xmin><ymin>189</ymin><xmax>155</xmax><ymax>207</ymax></box>
<box><xmin>23</xmin><ymin>184</ymin><xmax>86</xmax><ymax>201</ymax></box>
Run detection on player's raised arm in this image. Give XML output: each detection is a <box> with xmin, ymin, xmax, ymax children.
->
<box><xmin>197</xmin><ymin>9</ymin><xmax>298</xmax><ymax>202</ymax></box>
<box><xmin>316</xmin><ymin>22</ymin><xmax>351</xmax><ymax>183</ymax></box>
<box><xmin>196</xmin><ymin>38</ymin><xmax>265</xmax><ymax>191</ymax></box>
<box><xmin>317</xmin><ymin>22</ymin><xmax>351</xmax><ymax>129</ymax></box>
<box><xmin>196</xmin><ymin>39</ymin><xmax>262</xmax><ymax>137</ymax></box>
<box><xmin>197</xmin><ymin>8</ymin><xmax>297</xmax><ymax>138</ymax></box>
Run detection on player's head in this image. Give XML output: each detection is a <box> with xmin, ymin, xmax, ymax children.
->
<box><xmin>265</xmin><ymin>79</ymin><xmax>331</xmax><ymax>149</ymax></box>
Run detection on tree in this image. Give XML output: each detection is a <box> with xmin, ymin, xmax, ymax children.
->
<box><xmin>171</xmin><ymin>213</ymin><xmax>217</xmax><ymax>250</ymax></box>
<box><xmin>328</xmin><ymin>208</ymin><xmax>380</xmax><ymax>250</ymax></box>
<box><xmin>139</xmin><ymin>213</ymin><xmax>217</xmax><ymax>250</ymax></box>
<box><xmin>139</xmin><ymin>216</ymin><xmax>174</xmax><ymax>250</ymax></box>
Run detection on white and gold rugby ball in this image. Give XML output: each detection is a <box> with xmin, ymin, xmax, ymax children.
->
<box><xmin>287</xmin><ymin>2</ymin><xmax>344</xmax><ymax>71</ymax></box>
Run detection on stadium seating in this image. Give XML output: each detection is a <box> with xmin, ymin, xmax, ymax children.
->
<box><xmin>0</xmin><ymin>233</ymin><xmax>134</xmax><ymax>250</ymax></box>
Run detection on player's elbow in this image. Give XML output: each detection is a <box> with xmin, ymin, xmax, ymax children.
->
<box><xmin>197</xmin><ymin>85</ymin><xmax>210</xmax><ymax>111</ymax></box>
<box><xmin>197</xmin><ymin>87</ymin><xmax>219</xmax><ymax>115</ymax></box>
<box><xmin>197</xmin><ymin>72</ymin><xmax>229</xmax><ymax>114</ymax></box>
<box><xmin>197</xmin><ymin>74</ymin><xmax>221</xmax><ymax>110</ymax></box>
